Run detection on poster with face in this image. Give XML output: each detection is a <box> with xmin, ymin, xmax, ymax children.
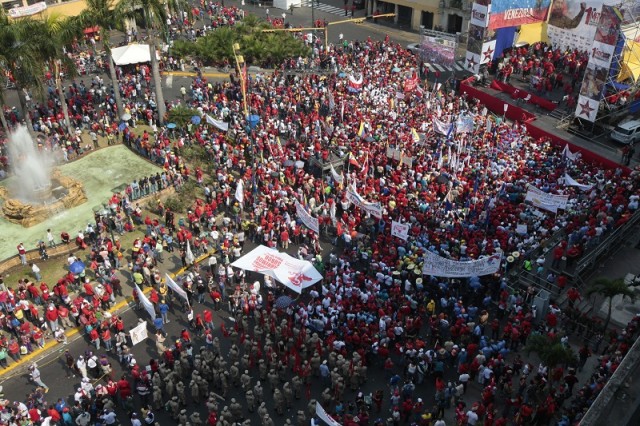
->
<box><xmin>467</xmin><ymin>24</ymin><xmax>486</xmax><ymax>54</ymax></box>
<box><xmin>547</xmin><ymin>0</ymin><xmax>619</xmax><ymax>51</ymax></box>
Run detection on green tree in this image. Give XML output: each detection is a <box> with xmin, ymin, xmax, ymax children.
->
<box><xmin>0</xmin><ymin>12</ymin><xmax>44</xmax><ymax>132</ymax></box>
<box><xmin>29</xmin><ymin>14</ymin><xmax>83</xmax><ymax>132</ymax></box>
<box><xmin>586</xmin><ymin>277</ymin><xmax>637</xmax><ymax>331</ymax></box>
<box><xmin>525</xmin><ymin>333</ymin><xmax>577</xmax><ymax>376</ymax></box>
<box><xmin>120</xmin><ymin>0</ymin><xmax>186</xmax><ymax>125</ymax></box>
<box><xmin>166</xmin><ymin>104</ymin><xmax>198</xmax><ymax>128</ymax></box>
<box><xmin>78</xmin><ymin>0</ymin><xmax>125</xmax><ymax>118</ymax></box>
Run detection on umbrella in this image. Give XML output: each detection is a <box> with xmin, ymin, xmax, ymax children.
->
<box><xmin>392</xmin><ymin>67</ymin><xmax>401</xmax><ymax>73</ymax></box>
<box><xmin>295</xmin><ymin>161</ymin><xmax>305</xmax><ymax>169</ymax></box>
<box><xmin>274</xmin><ymin>295</ymin><xmax>294</xmax><ymax>309</ymax></box>
<box><xmin>121</xmin><ymin>113</ymin><xmax>132</xmax><ymax>121</ymax></box>
<box><xmin>166</xmin><ymin>123</ymin><xmax>177</xmax><ymax>129</ymax></box>
<box><xmin>283</xmin><ymin>159</ymin><xmax>294</xmax><ymax>167</ymax></box>
<box><xmin>69</xmin><ymin>260</ymin><xmax>86</xmax><ymax>275</ymax></box>
<box><xmin>338</xmin><ymin>72</ymin><xmax>347</xmax><ymax>77</ymax></box>
<box><xmin>191</xmin><ymin>115</ymin><xmax>201</xmax><ymax>125</ymax></box>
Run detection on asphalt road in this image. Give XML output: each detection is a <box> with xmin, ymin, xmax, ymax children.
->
<box><xmin>0</xmin><ymin>229</ymin><xmax>483</xmax><ymax>425</ymax></box>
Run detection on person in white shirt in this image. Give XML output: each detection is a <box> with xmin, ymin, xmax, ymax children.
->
<box><xmin>466</xmin><ymin>408</ymin><xmax>479</xmax><ymax>425</ymax></box>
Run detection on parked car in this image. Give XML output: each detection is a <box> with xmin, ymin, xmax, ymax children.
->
<box><xmin>611</xmin><ymin>120</ymin><xmax>640</xmax><ymax>145</ymax></box>
<box><xmin>406</xmin><ymin>43</ymin><xmax>420</xmax><ymax>54</ymax></box>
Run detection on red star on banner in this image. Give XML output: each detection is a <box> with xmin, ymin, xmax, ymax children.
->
<box><xmin>483</xmin><ymin>46</ymin><xmax>494</xmax><ymax>61</ymax></box>
<box><xmin>579</xmin><ymin>100</ymin><xmax>595</xmax><ymax>117</ymax></box>
<box><xmin>466</xmin><ymin>55</ymin><xmax>477</xmax><ymax>70</ymax></box>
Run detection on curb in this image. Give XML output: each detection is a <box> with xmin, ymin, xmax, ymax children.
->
<box><xmin>0</xmin><ymin>252</ymin><xmax>210</xmax><ymax>379</ymax></box>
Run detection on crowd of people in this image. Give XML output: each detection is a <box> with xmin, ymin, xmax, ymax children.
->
<box><xmin>0</xmin><ymin>2</ymin><xmax>640</xmax><ymax>425</ymax></box>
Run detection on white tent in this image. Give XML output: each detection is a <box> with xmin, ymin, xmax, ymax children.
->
<box><xmin>231</xmin><ymin>245</ymin><xmax>322</xmax><ymax>294</ymax></box>
<box><xmin>111</xmin><ymin>44</ymin><xmax>160</xmax><ymax>66</ymax></box>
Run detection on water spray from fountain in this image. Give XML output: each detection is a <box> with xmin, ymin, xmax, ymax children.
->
<box><xmin>6</xmin><ymin>125</ymin><xmax>53</xmax><ymax>203</ymax></box>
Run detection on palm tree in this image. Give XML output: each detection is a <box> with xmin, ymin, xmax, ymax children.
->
<box><xmin>0</xmin><ymin>13</ymin><xmax>43</xmax><ymax>132</ymax></box>
<box><xmin>29</xmin><ymin>14</ymin><xmax>83</xmax><ymax>132</ymax></box>
<box><xmin>120</xmin><ymin>0</ymin><xmax>186</xmax><ymax>125</ymax></box>
<box><xmin>525</xmin><ymin>333</ymin><xmax>577</xmax><ymax>387</ymax></box>
<box><xmin>586</xmin><ymin>277</ymin><xmax>637</xmax><ymax>331</ymax></box>
<box><xmin>78</xmin><ymin>0</ymin><xmax>125</xmax><ymax>118</ymax></box>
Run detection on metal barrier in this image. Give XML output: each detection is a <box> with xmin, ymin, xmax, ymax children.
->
<box><xmin>580</xmin><ymin>334</ymin><xmax>640</xmax><ymax>426</ymax></box>
<box><xmin>574</xmin><ymin>209</ymin><xmax>640</xmax><ymax>277</ymax></box>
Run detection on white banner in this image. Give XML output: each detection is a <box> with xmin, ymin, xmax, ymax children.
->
<box><xmin>564</xmin><ymin>173</ymin><xmax>593</xmax><ymax>191</ymax></box>
<box><xmin>315</xmin><ymin>402</ymin><xmax>342</xmax><ymax>426</ymax></box>
<box><xmin>8</xmin><ymin>1</ymin><xmax>46</xmax><ymax>18</ymax></box>
<box><xmin>391</xmin><ymin>221</ymin><xmax>410</xmax><ymax>241</ymax></box>
<box><xmin>135</xmin><ymin>284</ymin><xmax>156</xmax><ymax>319</ymax></box>
<box><xmin>524</xmin><ymin>185</ymin><xmax>569</xmax><ymax>213</ymax></box>
<box><xmin>295</xmin><ymin>200</ymin><xmax>320</xmax><ymax>234</ymax></box>
<box><xmin>345</xmin><ymin>185</ymin><xmax>383</xmax><ymax>219</ymax></box>
<box><xmin>329</xmin><ymin>163</ymin><xmax>343</xmax><ymax>185</ymax></box>
<box><xmin>204</xmin><ymin>114</ymin><xmax>229</xmax><ymax>131</ymax></box>
<box><xmin>422</xmin><ymin>251</ymin><xmax>502</xmax><ymax>278</ymax></box>
<box><xmin>562</xmin><ymin>144</ymin><xmax>579</xmax><ymax>161</ymax></box>
<box><xmin>129</xmin><ymin>321</ymin><xmax>148</xmax><ymax>346</ymax></box>
<box><xmin>433</xmin><ymin>118</ymin><xmax>452</xmax><ymax>135</ymax></box>
<box><xmin>165</xmin><ymin>273</ymin><xmax>190</xmax><ymax>306</ymax></box>
<box><xmin>231</xmin><ymin>245</ymin><xmax>323</xmax><ymax>294</ymax></box>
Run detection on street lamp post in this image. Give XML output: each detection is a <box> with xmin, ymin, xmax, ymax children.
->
<box><xmin>231</xmin><ymin>43</ymin><xmax>248</xmax><ymax>120</ymax></box>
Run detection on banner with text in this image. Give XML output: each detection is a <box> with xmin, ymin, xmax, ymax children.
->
<box><xmin>488</xmin><ymin>0</ymin><xmax>551</xmax><ymax>30</ymax></box>
<box><xmin>345</xmin><ymin>185</ymin><xmax>383</xmax><ymax>218</ymax></box>
<box><xmin>295</xmin><ymin>200</ymin><xmax>320</xmax><ymax>234</ymax></box>
<box><xmin>231</xmin><ymin>245</ymin><xmax>323</xmax><ymax>293</ymax></box>
<box><xmin>422</xmin><ymin>251</ymin><xmax>503</xmax><ymax>277</ymax></box>
<box><xmin>316</xmin><ymin>402</ymin><xmax>342</xmax><ymax>426</ymax></box>
<box><xmin>129</xmin><ymin>321</ymin><xmax>148</xmax><ymax>346</ymax></box>
<box><xmin>391</xmin><ymin>221</ymin><xmax>410</xmax><ymax>240</ymax></box>
<box><xmin>524</xmin><ymin>185</ymin><xmax>569</xmax><ymax>213</ymax></box>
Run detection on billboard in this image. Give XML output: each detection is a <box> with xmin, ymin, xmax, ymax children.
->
<box><xmin>419</xmin><ymin>35</ymin><xmax>457</xmax><ymax>68</ymax></box>
<box><xmin>488</xmin><ymin>0</ymin><xmax>551</xmax><ymax>30</ymax></box>
<box><xmin>548</xmin><ymin>0</ymin><xmax>619</xmax><ymax>52</ymax></box>
<box><xmin>574</xmin><ymin>5</ymin><xmax>621</xmax><ymax>122</ymax></box>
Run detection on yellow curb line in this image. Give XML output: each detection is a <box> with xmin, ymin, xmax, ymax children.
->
<box><xmin>0</xmin><ymin>252</ymin><xmax>210</xmax><ymax>379</ymax></box>
<box><xmin>166</xmin><ymin>70</ymin><xmax>273</xmax><ymax>78</ymax></box>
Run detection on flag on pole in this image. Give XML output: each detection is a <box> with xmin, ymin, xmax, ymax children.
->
<box><xmin>362</xmin><ymin>152</ymin><xmax>369</xmax><ymax>176</ymax></box>
<box><xmin>446</xmin><ymin>122</ymin><xmax>454</xmax><ymax>140</ymax></box>
<box><xmin>165</xmin><ymin>273</ymin><xmax>190</xmax><ymax>307</ymax></box>
<box><xmin>348</xmin><ymin>152</ymin><xmax>360</xmax><ymax>168</ymax></box>
<box><xmin>235</xmin><ymin>179</ymin><xmax>244</xmax><ymax>205</ymax></box>
<box><xmin>186</xmin><ymin>240</ymin><xmax>195</xmax><ymax>265</ymax></box>
<box><xmin>357</xmin><ymin>122</ymin><xmax>365</xmax><ymax>138</ymax></box>
<box><xmin>135</xmin><ymin>284</ymin><xmax>156</xmax><ymax>319</ymax></box>
<box><xmin>411</xmin><ymin>128</ymin><xmax>420</xmax><ymax>143</ymax></box>
<box><xmin>330</xmin><ymin>163</ymin><xmax>344</xmax><ymax>185</ymax></box>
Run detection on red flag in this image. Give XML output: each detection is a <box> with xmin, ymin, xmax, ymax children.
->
<box><xmin>348</xmin><ymin>152</ymin><xmax>360</xmax><ymax>168</ymax></box>
<box><xmin>362</xmin><ymin>152</ymin><xmax>369</xmax><ymax>176</ymax></box>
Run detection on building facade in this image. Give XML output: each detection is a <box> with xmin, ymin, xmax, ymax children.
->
<box><xmin>366</xmin><ymin>0</ymin><xmax>471</xmax><ymax>35</ymax></box>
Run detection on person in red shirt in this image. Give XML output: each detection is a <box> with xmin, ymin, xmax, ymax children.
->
<box><xmin>28</xmin><ymin>407</ymin><xmax>41</xmax><ymax>423</ymax></box>
<box><xmin>203</xmin><ymin>309</ymin><xmax>214</xmax><ymax>331</ymax></box>
<box><xmin>280</xmin><ymin>228</ymin><xmax>290</xmax><ymax>250</ymax></box>
<box><xmin>47</xmin><ymin>405</ymin><xmax>61</xmax><ymax>423</ymax></box>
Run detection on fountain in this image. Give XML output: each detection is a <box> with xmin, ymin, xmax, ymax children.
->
<box><xmin>0</xmin><ymin>126</ymin><xmax>87</xmax><ymax>227</ymax></box>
